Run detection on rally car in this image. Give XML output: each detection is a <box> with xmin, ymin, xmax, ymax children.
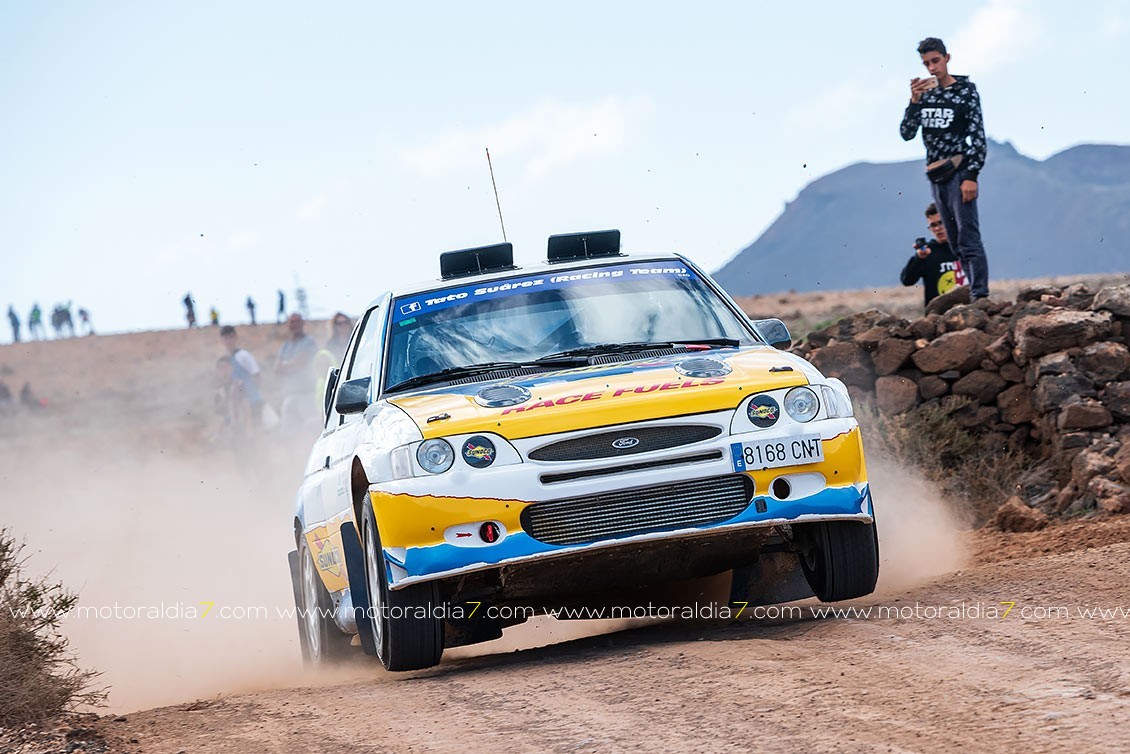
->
<box><xmin>287</xmin><ymin>230</ymin><xmax>878</xmax><ymax>671</ymax></box>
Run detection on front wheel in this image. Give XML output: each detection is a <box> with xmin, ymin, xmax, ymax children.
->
<box><xmin>294</xmin><ymin>538</ymin><xmax>352</xmax><ymax>665</ymax></box>
<box><xmin>797</xmin><ymin>520</ymin><xmax>879</xmax><ymax>602</ymax></box>
<box><xmin>360</xmin><ymin>503</ymin><xmax>444</xmax><ymax>671</ymax></box>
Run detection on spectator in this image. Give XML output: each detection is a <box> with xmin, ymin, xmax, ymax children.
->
<box><xmin>901</xmin><ymin>203</ymin><xmax>966</xmax><ymax>308</ymax></box>
<box><xmin>184</xmin><ymin>293</ymin><xmax>197</xmax><ymax>328</ymax></box>
<box><xmin>78</xmin><ymin>307</ymin><xmax>94</xmax><ymax>335</ymax></box>
<box><xmin>7</xmin><ymin>305</ymin><xmax>19</xmax><ymax>343</ymax></box>
<box><xmin>275</xmin><ymin>313</ymin><xmax>318</xmax><ymax>427</ymax></box>
<box><xmin>220</xmin><ymin>324</ymin><xmax>264</xmax><ymax>427</ymax></box>
<box><xmin>900</xmin><ymin>36</ymin><xmax>990</xmax><ymax>300</ymax></box>
<box><xmin>0</xmin><ymin>381</ymin><xmax>12</xmax><ymax>412</ymax></box>
<box><xmin>324</xmin><ymin>312</ymin><xmax>353</xmax><ymax>364</ymax></box>
<box><xmin>277</xmin><ymin>289</ymin><xmax>286</xmax><ymax>323</ymax></box>
<box><xmin>209</xmin><ymin>306</ymin><xmax>220</xmax><ymax>326</ymax></box>
<box><xmin>28</xmin><ymin>304</ymin><xmax>43</xmax><ymax>340</ymax></box>
<box><xmin>246</xmin><ymin>296</ymin><xmax>257</xmax><ymax>325</ymax></box>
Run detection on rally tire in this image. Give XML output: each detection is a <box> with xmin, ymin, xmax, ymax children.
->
<box><xmin>360</xmin><ymin>504</ymin><xmax>444</xmax><ymax>671</ymax></box>
<box><xmin>797</xmin><ymin>520</ymin><xmax>880</xmax><ymax>602</ymax></box>
<box><xmin>295</xmin><ymin>537</ymin><xmax>353</xmax><ymax>665</ymax></box>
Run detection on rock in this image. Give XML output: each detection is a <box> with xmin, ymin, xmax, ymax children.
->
<box><xmin>939</xmin><ymin>370</ymin><xmax>962</xmax><ymax>381</ymax></box>
<box><xmin>852</xmin><ymin>326</ymin><xmax>891</xmax><ymax>351</ymax></box>
<box><xmin>941</xmin><ymin>305</ymin><xmax>990</xmax><ymax>332</ymax></box>
<box><xmin>919</xmin><ymin>375</ymin><xmax>949</xmax><ymax>399</ymax></box>
<box><xmin>1049</xmin><ymin>283</ymin><xmax>1096</xmax><ymax>310</ymax></box>
<box><xmin>924</xmin><ymin>285</ymin><xmax>971</xmax><ymax>316</ymax></box>
<box><xmin>992</xmin><ymin>496</ymin><xmax>1049</xmax><ymax>532</ymax></box>
<box><xmin>871</xmin><ymin>338</ymin><xmax>918</xmax><ymax>376</ymax></box>
<box><xmin>1018</xmin><ymin>284</ymin><xmax>1061</xmax><ymax>302</ymax></box>
<box><xmin>985</xmin><ymin>316</ymin><xmax>1011</xmax><ymax>338</ymax></box>
<box><xmin>809</xmin><ymin>310</ymin><xmax>906</xmax><ymax>348</ymax></box>
<box><xmin>997</xmin><ymin>383</ymin><xmax>1035</xmax><ymax>425</ymax></box>
<box><xmin>1077</xmin><ymin>342</ymin><xmax>1130</xmax><ymax>385</ymax></box>
<box><xmin>953</xmin><ymin>404</ymin><xmax>998</xmax><ymax>429</ymax></box>
<box><xmin>999</xmin><ymin>363</ymin><xmax>1024</xmax><ymax>383</ymax></box>
<box><xmin>911</xmin><ymin>329</ymin><xmax>993</xmax><ymax>374</ymax></box>
<box><xmin>808</xmin><ymin>342</ymin><xmax>874</xmax><ymax>389</ymax></box>
<box><xmin>1032</xmin><ymin>351</ymin><xmax>1076</xmax><ymax>379</ymax></box>
<box><xmin>875</xmin><ymin>375</ymin><xmax>919</xmax><ymax>415</ymax></box>
<box><xmin>985</xmin><ymin>334</ymin><xmax>1013</xmax><ymax>365</ymax></box>
<box><xmin>1012</xmin><ymin>310</ymin><xmax>1114</xmax><ymax>363</ymax></box>
<box><xmin>1093</xmin><ymin>284</ymin><xmax>1130</xmax><ymax>318</ymax></box>
<box><xmin>1101</xmin><ymin>381</ymin><xmax>1130</xmax><ymax>422</ymax></box>
<box><xmin>952</xmin><ymin>370</ymin><xmax>1007</xmax><ymax>404</ymax></box>
<box><xmin>1057</xmin><ymin>401</ymin><xmax>1113</xmax><ymax>431</ymax></box>
<box><xmin>980</xmin><ymin>359</ymin><xmax>1000</xmax><ymax>372</ymax></box>
<box><xmin>1032</xmin><ymin>374</ymin><xmax>1096</xmax><ymax>414</ymax></box>
<box><xmin>909</xmin><ymin>316</ymin><xmax>937</xmax><ymax>340</ymax></box>
<box><xmin>1088</xmin><ymin>478</ymin><xmax>1130</xmax><ymax>514</ymax></box>
<box><xmin>1071</xmin><ymin>445</ymin><xmax>1117</xmax><ymax>489</ymax></box>
<box><xmin>1115</xmin><ymin>443</ymin><xmax>1130</xmax><ymax>485</ymax></box>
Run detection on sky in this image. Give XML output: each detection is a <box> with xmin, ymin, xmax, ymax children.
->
<box><xmin>2</xmin><ymin>0</ymin><xmax>1127</xmax><ymax>336</ymax></box>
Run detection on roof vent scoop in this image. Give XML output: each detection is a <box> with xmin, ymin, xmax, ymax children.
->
<box><xmin>547</xmin><ymin>229</ymin><xmax>622</xmax><ymax>263</ymax></box>
<box><xmin>440</xmin><ymin>242</ymin><xmax>517</xmax><ymax>280</ymax></box>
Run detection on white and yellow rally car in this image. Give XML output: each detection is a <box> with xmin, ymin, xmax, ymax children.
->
<box><xmin>287</xmin><ymin>230</ymin><xmax>878</xmax><ymax>671</ymax></box>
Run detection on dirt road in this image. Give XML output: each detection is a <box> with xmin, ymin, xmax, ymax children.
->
<box><xmin>87</xmin><ymin>520</ymin><xmax>1130</xmax><ymax>754</ymax></box>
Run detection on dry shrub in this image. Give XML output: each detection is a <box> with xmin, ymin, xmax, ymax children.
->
<box><xmin>0</xmin><ymin>529</ymin><xmax>105</xmax><ymax>726</ymax></box>
<box><xmin>857</xmin><ymin>399</ymin><xmax>1030</xmax><ymax>525</ymax></box>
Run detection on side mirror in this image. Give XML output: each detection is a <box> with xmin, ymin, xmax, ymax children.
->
<box><xmin>751</xmin><ymin>318</ymin><xmax>792</xmax><ymax>350</ymax></box>
<box><xmin>323</xmin><ymin>367</ymin><xmax>340</xmax><ymax>420</ymax></box>
<box><xmin>334</xmin><ymin>377</ymin><xmax>371</xmax><ymax>415</ymax></box>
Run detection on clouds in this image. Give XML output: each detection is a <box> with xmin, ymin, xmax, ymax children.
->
<box><xmin>949</xmin><ymin>0</ymin><xmax>1042</xmax><ymax>74</ymax></box>
<box><xmin>296</xmin><ymin>192</ymin><xmax>329</xmax><ymax>223</ymax></box>
<box><xmin>398</xmin><ymin>96</ymin><xmax>653</xmax><ymax>186</ymax></box>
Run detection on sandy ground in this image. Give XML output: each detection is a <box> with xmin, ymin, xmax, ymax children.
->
<box><xmin>1</xmin><ymin>283</ymin><xmax>1128</xmax><ymax>753</ymax></box>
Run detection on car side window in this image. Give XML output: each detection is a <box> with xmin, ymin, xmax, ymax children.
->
<box><xmin>348</xmin><ymin>306</ymin><xmax>381</xmax><ymax>381</ymax></box>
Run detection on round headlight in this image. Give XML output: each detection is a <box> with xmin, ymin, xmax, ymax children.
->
<box><xmin>784</xmin><ymin>386</ymin><xmax>820</xmax><ymax>423</ymax></box>
<box><xmin>417</xmin><ymin>439</ymin><xmax>455</xmax><ymax>474</ymax></box>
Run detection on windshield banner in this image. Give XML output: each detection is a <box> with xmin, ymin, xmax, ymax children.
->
<box><xmin>391</xmin><ymin>262</ymin><xmax>695</xmax><ymax>324</ymax></box>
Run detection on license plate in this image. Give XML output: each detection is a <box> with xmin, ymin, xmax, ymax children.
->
<box><xmin>730</xmin><ymin>435</ymin><xmax>823</xmax><ymax>472</ymax></box>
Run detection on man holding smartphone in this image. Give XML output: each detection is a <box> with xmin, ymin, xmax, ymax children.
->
<box><xmin>899</xmin><ymin>37</ymin><xmax>990</xmax><ymax>300</ymax></box>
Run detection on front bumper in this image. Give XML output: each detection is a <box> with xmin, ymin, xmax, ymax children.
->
<box><xmin>369</xmin><ymin>419</ymin><xmax>872</xmax><ymax>589</ymax></box>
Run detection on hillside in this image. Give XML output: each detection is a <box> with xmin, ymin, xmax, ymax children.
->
<box><xmin>714</xmin><ymin>141</ymin><xmax>1130</xmax><ymax>296</ymax></box>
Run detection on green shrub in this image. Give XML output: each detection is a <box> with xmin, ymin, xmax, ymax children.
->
<box><xmin>0</xmin><ymin>529</ymin><xmax>105</xmax><ymax>726</ymax></box>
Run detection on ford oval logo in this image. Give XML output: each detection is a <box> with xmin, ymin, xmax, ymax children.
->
<box><xmin>612</xmin><ymin>437</ymin><xmax>640</xmax><ymax>450</ymax></box>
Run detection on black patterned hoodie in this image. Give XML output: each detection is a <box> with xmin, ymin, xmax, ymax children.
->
<box><xmin>899</xmin><ymin>75</ymin><xmax>987</xmax><ymax>181</ymax></box>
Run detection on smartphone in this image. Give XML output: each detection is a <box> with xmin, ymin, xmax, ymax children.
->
<box><xmin>915</xmin><ymin>237</ymin><xmax>928</xmax><ymax>251</ymax></box>
<box><xmin>920</xmin><ymin>76</ymin><xmax>938</xmax><ymax>90</ymax></box>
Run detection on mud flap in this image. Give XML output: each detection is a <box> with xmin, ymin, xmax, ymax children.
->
<box><xmin>341</xmin><ymin>521</ymin><xmax>378</xmax><ymax>656</ymax></box>
<box><xmin>287</xmin><ymin>550</ymin><xmax>311</xmax><ymax>662</ymax></box>
<box><xmin>729</xmin><ymin>550</ymin><xmax>815</xmax><ymax>606</ymax></box>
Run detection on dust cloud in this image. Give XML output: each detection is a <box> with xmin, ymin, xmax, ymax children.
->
<box><xmin>867</xmin><ymin>455</ymin><xmax>969</xmax><ymax>595</ymax></box>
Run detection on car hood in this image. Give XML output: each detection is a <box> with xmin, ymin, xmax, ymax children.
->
<box><xmin>386</xmin><ymin>347</ymin><xmax>815</xmax><ymax>441</ymax></box>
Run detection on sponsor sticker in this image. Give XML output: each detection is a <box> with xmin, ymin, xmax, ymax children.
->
<box><xmin>747</xmin><ymin>395</ymin><xmax>780</xmax><ymax>428</ymax></box>
<box><xmin>462</xmin><ymin>435</ymin><xmax>496</xmax><ymax>468</ymax></box>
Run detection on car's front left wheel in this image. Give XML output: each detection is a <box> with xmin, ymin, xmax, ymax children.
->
<box><xmin>360</xmin><ymin>503</ymin><xmax>444</xmax><ymax>671</ymax></box>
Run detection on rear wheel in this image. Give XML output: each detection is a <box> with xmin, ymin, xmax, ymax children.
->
<box><xmin>296</xmin><ymin>537</ymin><xmax>352</xmax><ymax>665</ymax></box>
<box><xmin>360</xmin><ymin>503</ymin><xmax>444</xmax><ymax>671</ymax></box>
<box><xmin>797</xmin><ymin>520</ymin><xmax>879</xmax><ymax>602</ymax></box>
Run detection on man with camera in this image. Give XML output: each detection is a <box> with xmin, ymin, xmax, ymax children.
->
<box><xmin>901</xmin><ymin>203</ymin><xmax>965</xmax><ymax>308</ymax></box>
<box><xmin>899</xmin><ymin>36</ymin><xmax>990</xmax><ymax>300</ymax></box>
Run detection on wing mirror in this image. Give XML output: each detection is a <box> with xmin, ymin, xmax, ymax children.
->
<box><xmin>751</xmin><ymin>318</ymin><xmax>792</xmax><ymax>350</ymax></box>
<box><xmin>334</xmin><ymin>377</ymin><xmax>371</xmax><ymax>415</ymax></box>
<box><xmin>322</xmin><ymin>367</ymin><xmax>340</xmax><ymax>420</ymax></box>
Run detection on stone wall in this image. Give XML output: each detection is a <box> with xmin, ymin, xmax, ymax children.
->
<box><xmin>791</xmin><ymin>283</ymin><xmax>1130</xmax><ymax>529</ymax></box>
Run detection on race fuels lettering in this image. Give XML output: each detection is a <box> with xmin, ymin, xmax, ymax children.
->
<box><xmin>392</xmin><ymin>262</ymin><xmax>693</xmax><ymax>323</ymax></box>
<box><xmin>500</xmin><ymin>378</ymin><xmax>725</xmax><ymax>415</ymax></box>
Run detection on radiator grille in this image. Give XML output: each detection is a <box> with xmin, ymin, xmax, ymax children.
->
<box><xmin>528</xmin><ymin>425</ymin><xmax>721</xmax><ymax>462</ymax></box>
<box><xmin>521</xmin><ymin>475</ymin><xmax>754</xmax><ymax>546</ymax></box>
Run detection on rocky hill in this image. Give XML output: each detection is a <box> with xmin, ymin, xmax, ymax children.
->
<box><xmin>793</xmin><ymin>283</ymin><xmax>1130</xmax><ymax>528</ymax></box>
<box><xmin>715</xmin><ymin>141</ymin><xmax>1130</xmax><ymax>296</ymax></box>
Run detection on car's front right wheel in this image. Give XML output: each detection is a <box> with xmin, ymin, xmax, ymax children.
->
<box><xmin>360</xmin><ymin>503</ymin><xmax>444</xmax><ymax>671</ymax></box>
<box><xmin>797</xmin><ymin>520</ymin><xmax>880</xmax><ymax>602</ymax></box>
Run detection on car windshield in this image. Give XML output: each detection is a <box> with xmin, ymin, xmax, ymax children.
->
<box><xmin>384</xmin><ymin>260</ymin><xmax>753</xmax><ymax>391</ymax></box>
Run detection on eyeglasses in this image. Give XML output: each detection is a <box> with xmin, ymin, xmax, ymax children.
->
<box><xmin>928</xmin><ymin>221</ymin><xmax>944</xmax><ymax>229</ymax></box>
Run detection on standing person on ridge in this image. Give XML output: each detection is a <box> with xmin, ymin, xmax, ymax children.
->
<box><xmin>7</xmin><ymin>305</ymin><xmax>19</xmax><ymax>343</ymax></box>
<box><xmin>899</xmin><ymin>36</ymin><xmax>990</xmax><ymax>300</ymax></box>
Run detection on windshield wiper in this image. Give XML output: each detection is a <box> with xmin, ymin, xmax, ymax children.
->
<box><xmin>385</xmin><ymin>362</ymin><xmax>532</xmax><ymax>394</ymax></box>
<box><xmin>536</xmin><ymin>338</ymin><xmax>740</xmax><ymax>362</ymax></box>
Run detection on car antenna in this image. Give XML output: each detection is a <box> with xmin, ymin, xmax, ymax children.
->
<box><xmin>485</xmin><ymin>147</ymin><xmax>508</xmax><ymax>243</ymax></box>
